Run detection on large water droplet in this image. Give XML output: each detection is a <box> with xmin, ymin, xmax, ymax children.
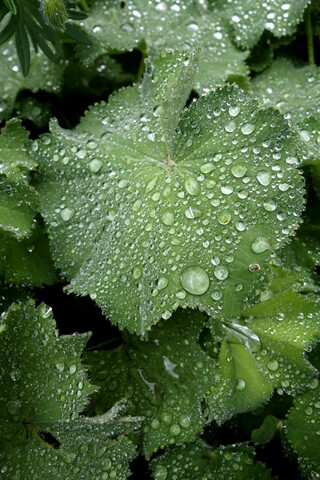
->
<box><xmin>154</xmin><ymin>465</ymin><xmax>168</xmax><ymax>480</ymax></box>
<box><xmin>162</xmin><ymin>211</ymin><xmax>174</xmax><ymax>225</ymax></box>
<box><xmin>231</xmin><ymin>163</ymin><xmax>247</xmax><ymax>178</ymax></box>
<box><xmin>185</xmin><ymin>176</ymin><xmax>200</xmax><ymax>196</ymax></box>
<box><xmin>251</xmin><ymin>237</ymin><xmax>270</xmax><ymax>253</ymax></box>
<box><xmin>257</xmin><ymin>171</ymin><xmax>271</xmax><ymax>186</ymax></box>
<box><xmin>267</xmin><ymin>359</ymin><xmax>279</xmax><ymax>371</ymax></box>
<box><xmin>60</xmin><ymin>207</ymin><xmax>74</xmax><ymax>221</ymax></box>
<box><xmin>180</xmin><ymin>266</ymin><xmax>210</xmax><ymax>295</ymax></box>
<box><xmin>218</xmin><ymin>211</ymin><xmax>231</xmax><ymax>224</ymax></box>
<box><xmin>229</xmin><ymin>105</ymin><xmax>240</xmax><ymax>117</ymax></box>
<box><xmin>214</xmin><ymin>265</ymin><xmax>229</xmax><ymax>280</ymax></box>
<box><xmin>89</xmin><ymin>159</ymin><xmax>102</xmax><ymax>173</ymax></box>
<box><xmin>241</xmin><ymin>123</ymin><xmax>255</xmax><ymax>135</ymax></box>
<box><xmin>184</xmin><ymin>206</ymin><xmax>203</xmax><ymax>219</ymax></box>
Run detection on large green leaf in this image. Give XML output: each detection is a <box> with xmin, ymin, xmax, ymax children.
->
<box><xmin>76</xmin><ymin>0</ymin><xmax>249</xmax><ymax>92</ymax></box>
<box><xmin>150</xmin><ymin>440</ymin><xmax>274</xmax><ymax>480</ymax></box>
<box><xmin>216</xmin><ymin>0</ymin><xmax>309</xmax><ymax>49</ymax></box>
<box><xmin>285</xmin><ymin>383</ymin><xmax>320</xmax><ymax>479</ymax></box>
<box><xmin>0</xmin><ymin>39</ymin><xmax>64</xmax><ymax>122</ymax></box>
<box><xmin>0</xmin><ymin>302</ymin><xmax>139</xmax><ymax>479</ymax></box>
<box><xmin>35</xmin><ymin>49</ymin><xmax>304</xmax><ymax>334</ymax></box>
<box><xmin>84</xmin><ymin>309</ymin><xmax>217</xmax><ymax>457</ymax></box>
<box><xmin>0</xmin><ymin>119</ymin><xmax>38</xmax><ymax>239</ymax></box>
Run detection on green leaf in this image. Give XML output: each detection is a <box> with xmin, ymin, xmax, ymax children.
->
<box><xmin>43</xmin><ymin>0</ymin><xmax>68</xmax><ymax>32</ymax></box>
<box><xmin>0</xmin><ymin>38</ymin><xmax>64</xmax><ymax>121</ymax></box>
<box><xmin>150</xmin><ymin>440</ymin><xmax>274</xmax><ymax>480</ymax></box>
<box><xmin>0</xmin><ymin>119</ymin><xmax>38</xmax><ymax>239</ymax></box>
<box><xmin>252</xmin><ymin>58</ymin><xmax>320</xmax><ymax>165</ymax></box>
<box><xmin>251</xmin><ymin>414</ymin><xmax>280</xmax><ymax>444</ymax></box>
<box><xmin>76</xmin><ymin>0</ymin><xmax>249</xmax><ymax>93</ymax></box>
<box><xmin>216</xmin><ymin>0</ymin><xmax>309</xmax><ymax>49</ymax></box>
<box><xmin>84</xmin><ymin>309</ymin><xmax>217</xmax><ymax>456</ymax></box>
<box><xmin>285</xmin><ymin>382</ymin><xmax>320</xmax><ymax>479</ymax></box>
<box><xmin>0</xmin><ymin>221</ymin><xmax>58</xmax><ymax>287</ymax></box>
<box><xmin>206</xmin><ymin>267</ymin><xmax>320</xmax><ymax>423</ymax></box>
<box><xmin>35</xmin><ymin>49</ymin><xmax>304</xmax><ymax>334</ymax></box>
<box><xmin>0</xmin><ymin>301</ymin><xmax>139</xmax><ymax>479</ymax></box>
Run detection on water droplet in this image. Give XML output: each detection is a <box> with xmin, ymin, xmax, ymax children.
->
<box><xmin>263</xmin><ymin>200</ymin><xmax>277</xmax><ymax>211</ymax></box>
<box><xmin>184</xmin><ymin>206</ymin><xmax>203</xmax><ymax>219</ymax></box>
<box><xmin>299</xmin><ymin>130</ymin><xmax>311</xmax><ymax>142</ymax></box>
<box><xmin>305</xmin><ymin>407</ymin><xmax>313</xmax><ymax>415</ymax></box>
<box><xmin>187</xmin><ymin>22</ymin><xmax>199</xmax><ymax>31</ymax></box>
<box><xmin>221</xmin><ymin>186</ymin><xmax>233</xmax><ymax>195</ymax></box>
<box><xmin>169</xmin><ymin>424</ymin><xmax>181</xmax><ymax>435</ymax></box>
<box><xmin>267</xmin><ymin>359</ymin><xmax>279</xmax><ymax>371</ymax></box>
<box><xmin>249</xmin><ymin>263</ymin><xmax>261</xmax><ymax>272</ymax></box>
<box><xmin>241</xmin><ymin>123</ymin><xmax>255</xmax><ymax>135</ymax></box>
<box><xmin>151</xmin><ymin>419</ymin><xmax>160</xmax><ymax>429</ymax></box>
<box><xmin>218</xmin><ymin>211</ymin><xmax>231</xmax><ymax>224</ymax></box>
<box><xmin>231</xmin><ymin>163</ymin><xmax>247</xmax><ymax>178</ymax></box>
<box><xmin>133</xmin><ymin>265</ymin><xmax>142</xmax><ymax>279</ymax></box>
<box><xmin>251</xmin><ymin>237</ymin><xmax>270</xmax><ymax>253</ymax></box>
<box><xmin>279</xmin><ymin>183</ymin><xmax>289</xmax><ymax>191</ymax></box>
<box><xmin>201</xmin><ymin>163</ymin><xmax>214</xmax><ymax>173</ymax></box>
<box><xmin>69</xmin><ymin>364</ymin><xmax>77</xmax><ymax>374</ymax></box>
<box><xmin>180</xmin><ymin>266</ymin><xmax>209</xmax><ymax>295</ymax></box>
<box><xmin>214</xmin><ymin>266</ymin><xmax>229</xmax><ymax>280</ymax></box>
<box><xmin>160</xmin><ymin>412</ymin><xmax>172</xmax><ymax>426</ymax></box>
<box><xmin>179</xmin><ymin>414</ymin><xmax>192</xmax><ymax>428</ymax></box>
<box><xmin>229</xmin><ymin>106</ymin><xmax>240</xmax><ymax>117</ymax></box>
<box><xmin>146</xmin><ymin>176</ymin><xmax>158</xmax><ymax>193</ymax></box>
<box><xmin>154</xmin><ymin>465</ymin><xmax>168</xmax><ymax>480</ymax></box>
<box><xmin>157</xmin><ymin>277</ymin><xmax>168</xmax><ymax>290</ymax></box>
<box><xmin>225</xmin><ymin>121</ymin><xmax>236</xmax><ymax>132</ymax></box>
<box><xmin>257</xmin><ymin>171</ymin><xmax>271</xmax><ymax>186</ymax></box>
<box><xmin>161</xmin><ymin>209</ymin><xmax>175</xmax><ymax>227</ymax></box>
<box><xmin>133</xmin><ymin>199</ymin><xmax>142</xmax><ymax>211</ymax></box>
<box><xmin>55</xmin><ymin>362</ymin><xmax>64</xmax><ymax>372</ymax></box>
<box><xmin>89</xmin><ymin>159</ymin><xmax>102</xmax><ymax>172</ymax></box>
<box><xmin>211</xmin><ymin>290</ymin><xmax>222</xmax><ymax>300</ymax></box>
<box><xmin>60</xmin><ymin>207</ymin><xmax>74</xmax><ymax>221</ymax></box>
<box><xmin>185</xmin><ymin>176</ymin><xmax>200</xmax><ymax>196</ymax></box>
<box><xmin>236</xmin><ymin>379</ymin><xmax>246</xmax><ymax>390</ymax></box>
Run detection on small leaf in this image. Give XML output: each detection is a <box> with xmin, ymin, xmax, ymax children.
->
<box><xmin>43</xmin><ymin>0</ymin><xmax>68</xmax><ymax>31</ymax></box>
<box><xmin>251</xmin><ymin>415</ymin><xmax>279</xmax><ymax>444</ymax></box>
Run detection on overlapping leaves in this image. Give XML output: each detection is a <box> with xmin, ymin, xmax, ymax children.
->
<box><xmin>76</xmin><ymin>0</ymin><xmax>249</xmax><ymax>92</ymax></box>
<box><xmin>150</xmin><ymin>440</ymin><xmax>273</xmax><ymax>480</ymax></box>
<box><xmin>35</xmin><ymin>49</ymin><xmax>304</xmax><ymax>334</ymax></box>
<box><xmin>0</xmin><ymin>39</ymin><xmax>64</xmax><ymax>122</ymax></box>
<box><xmin>0</xmin><ymin>301</ymin><xmax>139</xmax><ymax>479</ymax></box>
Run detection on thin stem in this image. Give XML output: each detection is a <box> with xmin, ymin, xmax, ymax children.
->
<box><xmin>78</xmin><ymin>0</ymin><xmax>89</xmax><ymax>12</ymax></box>
<box><xmin>305</xmin><ymin>5</ymin><xmax>315</xmax><ymax>65</ymax></box>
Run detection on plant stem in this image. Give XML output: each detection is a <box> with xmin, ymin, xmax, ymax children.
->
<box><xmin>305</xmin><ymin>5</ymin><xmax>315</xmax><ymax>65</ymax></box>
<box><xmin>78</xmin><ymin>0</ymin><xmax>89</xmax><ymax>12</ymax></box>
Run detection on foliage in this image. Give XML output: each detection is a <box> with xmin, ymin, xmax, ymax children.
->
<box><xmin>1</xmin><ymin>0</ymin><xmax>320</xmax><ymax>479</ymax></box>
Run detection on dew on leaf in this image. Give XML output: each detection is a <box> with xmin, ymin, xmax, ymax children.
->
<box><xmin>257</xmin><ymin>171</ymin><xmax>272</xmax><ymax>186</ymax></box>
<box><xmin>154</xmin><ymin>465</ymin><xmax>168</xmax><ymax>480</ymax></box>
<box><xmin>251</xmin><ymin>237</ymin><xmax>270</xmax><ymax>253</ymax></box>
<box><xmin>267</xmin><ymin>359</ymin><xmax>279</xmax><ymax>371</ymax></box>
<box><xmin>214</xmin><ymin>266</ymin><xmax>229</xmax><ymax>280</ymax></box>
<box><xmin>180</xmin><ymin>266</ymin><xmax>209</xmax><ymax>295</ymax></box>
<box><xmin>162</xmin><ymin>211</ymin><xmax>175</xmax><ymax>225</ymax></box>
<box><xmin>236</xmin><ymin>378</ymin><xmax>246</xmax><ymax>390</ymax></box>
<box><xmin>218</xmin><ymin>211</ymin><xmax>231</xmax><ymax>224</ymax></box>
<box><xmin>241</xmin><ymin>123</ymin><xmax>255</xmax><ymax>135</ymax></box>
<box><xmin>60</xmin><ymin>207</ymin><xmax>74</xmax><ymax>221</ymax></box>
<box><xmin>231</xmin><ymin>163</ymin><xmax>247</xmax><ymax>178</ymax></box>
<box><xmin>185</xmin><ymin>176</ymin><xmax>200</xmax><ymax>196</ymax></box>
<box><xmin>170</xmin><ymin>424</ymin><xmax>181</xmax><ymax>436</ymax></box>
<box><xmin>157</xmin><ymin>277</ymin><xmax>168</xmax><ymax>290</ymax></box>
<box><xmin>249</xmin><ymin>263</ymin><xmax>261</xmax><ymax>272</ymax></box>
<box><xmin>229</xmin><ymin>105</ymin><xmax>240</xmax><ymax>116</ymax></box>
<box><xmin>184</xmin><ymin>206</ymin><xmax>203</xmax><ymax>219</ymax></box>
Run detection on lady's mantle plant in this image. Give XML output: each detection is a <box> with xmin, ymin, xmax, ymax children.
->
<box><xmin>1</xmin><ymin>1</ymin><xmax>320</xmax><ymax>479</ymax></box>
